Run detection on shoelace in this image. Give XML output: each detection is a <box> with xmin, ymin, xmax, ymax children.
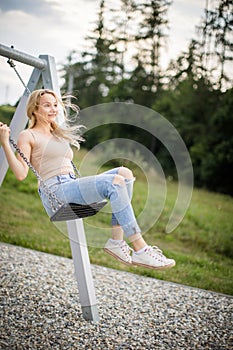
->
<box><xmin>121</xmin><ymin>241</ymin><xmax>134</xmax><ymax>257</ymax></box>
<box><xmin>146</xmin><ymin>246</ymin><xmax>166</xmax><ymax>261</ymax></box>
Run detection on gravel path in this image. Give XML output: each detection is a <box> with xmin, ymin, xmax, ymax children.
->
<box><xmin>0</xmin><ymin>243</ymin><xmax>232</xmax><ymax>350</ymax></box>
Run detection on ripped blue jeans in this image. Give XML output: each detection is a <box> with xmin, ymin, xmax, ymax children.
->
<box><xmin>38</xmin><ymin>167</ymin><xmax>141</xmax><ymax>238</ymax></box>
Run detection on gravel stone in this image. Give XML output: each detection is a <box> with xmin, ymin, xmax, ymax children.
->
<box><xmin>0</xmin><ymin>243</ymin><xmax>232</xmax><ymax>350</ymax></box>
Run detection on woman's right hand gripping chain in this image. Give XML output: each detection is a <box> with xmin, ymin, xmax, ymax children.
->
<box><xmin>0</xmin><ymin>122</ymin><xmax>10</xmax><ymax>146</ymax></box>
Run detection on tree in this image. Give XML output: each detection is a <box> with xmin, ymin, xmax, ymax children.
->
<box><xmin>109</xmin><ymin>0</ymin><xmax>136</xmax><ymax>79</ymax></box>
<box><xmin>197</xmin><ymin>0</ymin><xmax>233</xmax><ymax>90</ymax></box>
<box><xmin>132</xmin><ymin>0</ymin><xmax>171</xmax><ymax>94</ymax></box>
<box><xmin>201</xmin><ymin>88</ymin><xmax>233</xmax><ymax>194</ymax></box>
<box><xmin>62</xmin><ymin>0</ymin><xmax>123</xmax><ymax>108</ymax></box>
<box><xmin>166</xmin><ymin>40</ymin><xmax>204</xmax><ymax>89</ymax></box>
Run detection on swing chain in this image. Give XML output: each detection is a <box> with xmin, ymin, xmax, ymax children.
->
<box><xmin>9</xmin><ymin>137</ymin><xmax>63</xmax><ymax>212</ymax></box>
<box><xmin>9</xmin><ymin>137</ymin><xmax>43</xmax><ymax>181</ymax></box>
<box><xmin>7</xmin><ymin>54</ymin><xmax>31</xmax><ymax>96</ymax></box>
<box><xmin>71</xmin><ymin>161</ymin><xmax>81</xmax><ymax>178</ymax></box>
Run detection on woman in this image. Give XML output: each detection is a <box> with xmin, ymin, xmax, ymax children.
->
<box><xmin>0</xmin><ymin>89</ymin><xmax>175</xmax><ymax>270</ymax></box>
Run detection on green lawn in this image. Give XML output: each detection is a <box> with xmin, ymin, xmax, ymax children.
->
<box><xmin>0</xmin><ymin>149</ymin><xmax>232</xmax><ymax>295</ymax></box>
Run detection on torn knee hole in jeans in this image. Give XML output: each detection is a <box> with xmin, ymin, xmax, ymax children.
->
<box><xmin>112</xmin><ymin>174</ymin><xmax>136</xmax><ymax>187</ymax></box>
<box><xmin>112</xmin><ymin>174</ymin><xmax>126</xmax><ymax>187</ymax></box>
<box><xmin>118</xmin><ymin>166</ymin><xmax>134</xmax><ymax>180</ymax></box>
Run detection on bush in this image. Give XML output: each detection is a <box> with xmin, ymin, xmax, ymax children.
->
<box><xmin>0</xmin><ymin>105</ymin><xmax>15</xmax><ymax>123</ymax></box>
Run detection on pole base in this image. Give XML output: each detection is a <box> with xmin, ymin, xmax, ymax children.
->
<box><xmin>81</xmin><ymin>304</ymin><xmax>100</xmax><ymax>323</ymax></box>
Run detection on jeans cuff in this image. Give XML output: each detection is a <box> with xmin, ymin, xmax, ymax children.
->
<box><xmin>122</xmin><ymin>220</ymin><xmax>141</xmax><ymax>238</ymax></box>
<box><xmin>128</xmin><ymin>232</ymin><xmax>142</xmax><ymax>243</ymax></box>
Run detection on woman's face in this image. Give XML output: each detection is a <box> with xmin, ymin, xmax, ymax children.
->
<box><xmin>34</xmin><ymin>93</ymin><xmax>59</xmax><ymax>124</ymax></box>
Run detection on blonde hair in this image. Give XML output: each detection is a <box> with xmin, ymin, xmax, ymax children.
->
<box><xmin>26</xmin><ymin>89</ymin><xmax>84</xmax><ymax>148</ymax></box>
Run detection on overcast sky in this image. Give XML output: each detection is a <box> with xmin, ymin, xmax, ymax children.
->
<box><xmin>0</xmin><ymin>0</ymin><xmax>205</xmax><ymax>105</ymax></box>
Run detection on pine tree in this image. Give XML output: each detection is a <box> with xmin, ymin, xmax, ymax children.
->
<box><xmin>132</xmin><ymin>0</ymin><xmax>171</xmax><ymax>94</ymax></box>
<box><xmin>64</xmin><ymin>0</ymin><xmax>122</xmax><ymax>107</ymax></box>
<box><xmin>107</xmin><ymin>0</ymin><xmax>136</xmax><ymax>79</ymax></box>
<box><xmin>197</xmin><ymin>0</ymin><xmax>233</xmax><ymax>90</ymax></box>
<box><xmin>215</xmin><ymin>0</ymin><xmax>233</xmax><ymax>89</ymax></box>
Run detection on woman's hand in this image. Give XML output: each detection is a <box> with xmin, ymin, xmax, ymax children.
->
<box><xmin>0</xmin><ymin>125</ymin><xmax>31</xmax><ymax>181</ymax></box>
<box><xmin>0</xmin><ymin>122</ymin><xmax>10</xmax><ymax>146</ymax></box>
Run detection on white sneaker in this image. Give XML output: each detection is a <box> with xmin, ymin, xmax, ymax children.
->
<box><xmin>132</xmin><ymin>245</ymin><xmax>176</xmax><ymax>270</ymax></box>
<box><xmin>104</xmin><ymin>239</ymin><xmax>133</xmax><ymax>266</ymax></box>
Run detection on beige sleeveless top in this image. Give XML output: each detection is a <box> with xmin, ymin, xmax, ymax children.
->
<box><xmin>28</xmin><ymin>129</ymin><xmax>74</xmax><ymax>181</ymax></box>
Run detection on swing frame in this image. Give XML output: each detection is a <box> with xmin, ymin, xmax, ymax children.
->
<box><xmin>0</xmin><ymin>44</ymin><xmax>101</xmax><ymax>322</ymax></box>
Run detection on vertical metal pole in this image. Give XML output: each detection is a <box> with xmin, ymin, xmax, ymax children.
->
<box><xmin>67</xmin><ymin>220</ymin><xmax>99</xmax><ymax>322</ymax></box>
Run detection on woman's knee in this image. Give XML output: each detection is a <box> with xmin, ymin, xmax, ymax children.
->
<box><xmin>118</xmin><ymin>166</ymin><xmax>134</xmax><ymax>179</ymax></box>
<box><xmin>112</xmin><ymin>174</ymin><xmax>125</xmax><ymax>185</ymax></box>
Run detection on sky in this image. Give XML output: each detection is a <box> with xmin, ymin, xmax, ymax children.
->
<box><xmin>0</xmin><ymin>0</ymin><xmax>206</xmax><ymax>105</ymax></box>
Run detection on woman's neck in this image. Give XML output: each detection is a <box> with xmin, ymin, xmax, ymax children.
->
<box><xmin>32</xmin><ymin>124</ymin><xmax>52</xmax><ymax>135</ymax></box>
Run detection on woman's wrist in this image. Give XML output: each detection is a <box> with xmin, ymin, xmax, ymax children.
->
<box><xmin>0</xmin><ymin>139</ymin><xmax>10</xmax><ymax>148</ymax></box>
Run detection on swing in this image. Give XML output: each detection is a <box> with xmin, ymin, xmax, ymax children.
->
<box><xmin>6</xmin><ymin>57</ymin><xmax>107</xmax><ymax>222</ymax></box>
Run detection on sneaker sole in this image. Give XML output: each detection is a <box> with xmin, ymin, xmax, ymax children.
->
<box><xmin>103</xmin><ymin>248</ymin><xmax>132</xmax><ymax>266</ymax></box>
<box><xmin>132</xmin><ymin>260</ymin><xmax>176</xmax><ymax>270</ymax></box>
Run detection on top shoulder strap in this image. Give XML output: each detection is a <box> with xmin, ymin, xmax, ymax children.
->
<box><xmin>27</xmin><ymin>129</ymin><xmax>36</xmax><ymax>141</ymax></box>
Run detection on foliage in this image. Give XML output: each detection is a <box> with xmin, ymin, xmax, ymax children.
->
<box><xmin>196</xmin><ymin>0</ymin><xmax>233</xmax><ymax>90</ymax></box>
<box><xmin>200</xmin><ymin>88</ymin><xmax>233</xmax><ymax>194</ymax></box>
<box><xmin>0</xmin><ymin>105</ymin><xmax>15</xmax><ymax>123</ymax></box>
<box><xmin>152</xmin><ymin>79</ymin><xmax>233</xmax><ymax>194</ymax></box>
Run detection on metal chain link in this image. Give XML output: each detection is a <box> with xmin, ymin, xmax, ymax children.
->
<box><xmin>71</xmin><ymin>161</ymin><xmax>81</xmax><ymax>178</ymax></box>
<box><xmin>9</xmin><ymin>137</ymin><xmax>63</xmax><ymax>212</ymax></box>
<box><xmin>7</xmin><ymin>57</ymin><xmax>31</xmax><ymax>96</ymax></box>
<box><xmin>9</xmin><ymin>137</ymin><xmax>42</xmax><ymax>181</ymax></box>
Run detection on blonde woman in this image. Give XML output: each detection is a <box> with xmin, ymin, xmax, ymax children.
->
<box><xmin>0</xmin><ymin>89</ymin><xmax>175</xmax><ymax>270</ymax></box>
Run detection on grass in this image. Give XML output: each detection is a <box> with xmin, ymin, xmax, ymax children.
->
<box><xmin>0</xmin><ymin>149</ymin><xmax>232</xmax><ymax>295</ymax></box>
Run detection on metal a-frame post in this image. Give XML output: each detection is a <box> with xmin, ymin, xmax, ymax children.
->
<box><xmin>0</xmin><ymin>44</ymin><xmax>99</xmax><ymax>322</ymax></box>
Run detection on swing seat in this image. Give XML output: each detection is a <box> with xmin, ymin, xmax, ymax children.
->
<box><xmin>50</xmin><ymin>200</ymin><xmax>108</xmax><ymax>222</ymax></box>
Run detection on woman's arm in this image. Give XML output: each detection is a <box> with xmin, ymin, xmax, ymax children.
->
<box><xmin>0</xmin><ymin>123</ymin><xmax>33</xmax><ymax>181</ymax></box>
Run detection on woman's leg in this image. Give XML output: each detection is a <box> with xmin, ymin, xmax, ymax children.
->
<box><xmin>99</xmin><ymin>168</ymin><xmax>175</xmax><ymax>269</ymax></box>
<box><xmin>101</xmin><ymin>167</ymin><xmax>136</xmax><ymax>240</ymax></box>
<box><xmin>40</xmin><ymin>173</ymin><xmax>175</xmax><ymax>269</ymax></box>
<box><xmin>40</xmin><ymin>171</ymin><xmax>155</xmax><ymax>251</ymax></box>
<box><xmin>51</xmin><ymin>169</ymin><xmax>141</xmax><ymax>240</ymax></box>
<box><xmin>100</xmin><ymin>167</ymin><xmax>147</xmax><ymax>264</ymax></box>
<box><xmin>100</xmin><ymin>167</ymin><xmax>154</xmax><ymax>250</ymax></box>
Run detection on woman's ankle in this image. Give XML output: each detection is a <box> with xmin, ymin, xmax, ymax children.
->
<box><xmin>130</xmin><ymin>236</ymin><xmax>147</xmax><ymax>252</ymax></box>
<box><xmin>111</xmin><ymin>225</ymin><xmax>124</xmax><ymax>240</ymax></box>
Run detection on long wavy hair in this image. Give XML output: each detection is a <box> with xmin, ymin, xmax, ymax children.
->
<box><xmin>26</xmin><ymin>89</ymin><xmax>84</xmax><ymax>148</ymax></box>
